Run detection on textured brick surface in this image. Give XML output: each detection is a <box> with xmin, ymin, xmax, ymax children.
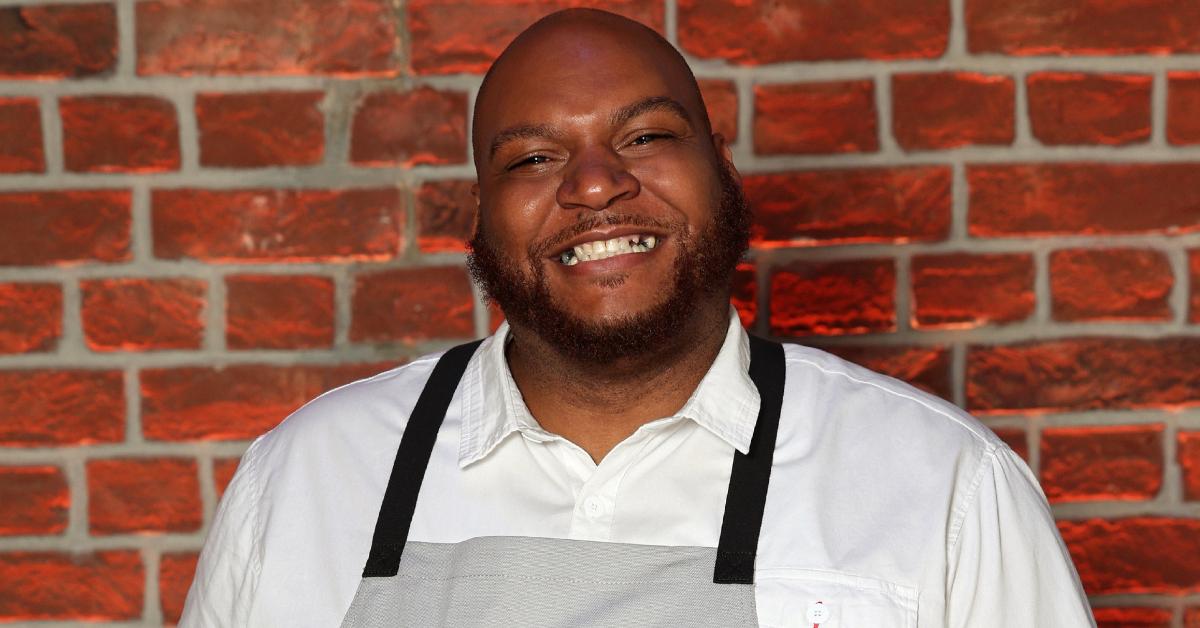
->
<box><xmin>822</xmin><ymin>345</ymin><xmax>951</xmax><ymax>401</ymax></box>
<box><xmin>697</xmin><ymin>79</ymin><xmax>737</xmax><ymax>143</ymax></box>
<box><xmin>754</xmin><ymin>81</ymin><xmax>877</xmax><ymax>155</ymax></box>
<box><xmin>745</xmin><ymin>167</ymin><xmax>951</xmax><ymax>246</ymax></box>
<box><xmin>226</xmin><ymin>274</ymin><xmax>334</xmax><ymax>349</ymax></box>
<box><xmin>968</xmin><ymin>338</ymin><xmax>1200</xmax><ymax>414</ymax></box>
<box><xmin>1191</xmin><ymin>250</ymin><xmax>1200</xmax><ymax>324</ymax></box>
<box><xmin>1041</xmin><ymin>425</ymin><xmax>1164</xmax><ymax>503</ymax></box>
<box><xmin>968</xmin><ymin>163</ymin><xmax>1200</xmax><ymax>237</ymax></box>
<box><xmin>350</xmin><ymin>88</ymin><xmax>468</xmax><ymax>167</ymax></box>
<box><xmin>137</xmin><ymin>0</ymin><xmax>399</xmax><ymax>76</ymax></box>
<box><xmin>968</xmin><ymin>0</ymin><xmax>1200</xmax><ymax>55</ymax></box>
<box><xmin>0</xmin><ymin>370</ymin><xmax>124</xmax><ymax>446</ymax></box>
<box><xmin>911</xmin><ymin>253</ymin><xmax>1034</xmax><ymax>329</ymax></box>
<box><xmin>213</xmin><ymin>458</ymin><xmax>240</xmax><ymax>498</ymax></box>
<box><xmin>1092</xmin><ymin>607</ymin><xmax>1172</xmax><ymax>628</ymax></box>
<box><xmin>1178</xmin><ymin>432</ymin><xmax>1200</xmax><ymax>502</ymax></box>
<box><xmin>141</xmin><ymin>363</ymin><xmax>387</xmax><ymax>441</ymax></box>
<box><xmin>1060</xmin><ymin>517</ymin><xmax>1200</xmax><ymax>595</ymax></box>
<box><xmin>87</xmin><ymin>458</ymin><xmax>201</xmax><ymax>535</ymax></box>
<box><xmin>416</xmin><ymin>180</ymin><xmax>476</xmax><ymax>253</ymax></box>
<box><xmin>153</xmin><ymin>188</ymin><xmax>403</xmax><ymax>262</ymax></box>
<box><xmin>678</xmin><ymin>0</ymin><xmax>948</xmax><ymax>64</ymax></box>
<box><xmin>60</xmin><ymin>96</ymin><xmax>180</xmax><ymax>173</ymax></box>
<box><xmin>0</xmin><ymin>283</ymin><xmax>61</xmax><ymax>354</ymax></box>
<box><xmin>0</xmin><ymin>4</ymin><xmax>117</xmax><ymax>78</ymax></box>
<box><xmin>408</xmin><ymin>0</ymin><xmax>664</xmax><ymax>74</ymax></box>
<box><xmin>0</xmin><ymin>466</ymin><xmax>67</xmax><ymax>536</ymax></box>
<box><xmin>769</xmin><ymin>260</ymin><xmax>895</xmax><ymax>336</ymax></box>
<box><xmin>991</xmin><ymin>428</ymin><xmax>1029</xmax><ymax>462</ymax></box>
<box><xmin>160</xmin><ymin>552</ymin><xmax>199</xmax><ymax>625</ymax></box>
<box><xmin>0</xmin><ymin>551</ymin><xmax>142</xmax><ymax>621</ymax></box>
<box><xmin>1169</xmin><ymin>73</ymin><xmax>1200</xmax><ymax>146</ymax></box>
<box><xmin>1028</xmin><ymin>73</ymin><xmax>1152</xmax><ymax>146</ymax></box>
<box><xmin>351</xmin><ymin>266</ymin><xmax>476</xmax><ymax>342</ymax></box>
<box><xmin>197</xmin><ymin>91</ymin><xmax>324</xmax><ymax>167</ymax></box>
<box><xmin>81</xmin><ymin>278</ymin><xmax>206</xmax><ymax>351</ymax></box>
<box><xmin>0</xmin><ymin>190</ymin><xmax>130</xmax><ymax>266</ymax></box>
<box><xmin>1050</xmin><ymin>249</ymin><xmax>1173</xmax><ymax>322</ymax></box>
<box><xmin>0</xmin><ymin>98</ymin><xmax>44</xmax><ymax>173</ymax></box>
<box><xmin>892</xmin><ymin>72</ymin><xmax>1015</xmax><ymax>150</ymax></box>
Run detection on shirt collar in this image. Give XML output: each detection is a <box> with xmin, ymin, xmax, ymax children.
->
<box><xmin>457</xmin><ymin>308</ymin><xmax>761</xmax><ymax>468</ymax></box>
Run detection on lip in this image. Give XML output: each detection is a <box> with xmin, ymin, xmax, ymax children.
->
<box><xmin>546</xmin><ymin>226</ymin><xmax>670</xmax><ymax>259</ymax></box>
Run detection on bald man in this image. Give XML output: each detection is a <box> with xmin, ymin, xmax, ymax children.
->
<box><xmin>181</xmin><ymin>9</ymin><xmax>1094</xmax><ymax>627</ymax></box>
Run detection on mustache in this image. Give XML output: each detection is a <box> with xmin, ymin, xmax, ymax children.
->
<box><xmin>529</xmin><ymin>213</ymin><xmax>682</xmax><ymax>259</ymax></box>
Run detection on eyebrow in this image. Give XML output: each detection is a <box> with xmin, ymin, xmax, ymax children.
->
<box><xmin>488</xmin><ymin>124</ymin><xmax>565</xmax><ymax>161</ymax></box>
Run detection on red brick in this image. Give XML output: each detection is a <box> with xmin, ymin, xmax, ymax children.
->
<box><xmin>731</xmin><ymin>262</ymin><xmax>756</xmax><ymax>329</ymax></box>
<box><xmin>0</xmin><ymin>283</ymin><xmax>61</xmax><ymax>354</ymax></box>
<box><xmin>417</xmin><ymin>180</ymin><xmax>475</xmax><ymax>253</ymax></box>
<box><xmin>1178</xmin><ymin>432</ymin><xmax>1200</xmax><ymax>502</ymax></box>
<box><xmin>213</xmin><ymin>458</ymin><xmax>240</xmax><ymax>498</ymax></box>
<box><xmin>137</xmin><ymin>0</ymin><xmax>398</xmax><ymax>76</ymax></box>
<box><xmin>1059</xmin><ymin>517</ymin><xmax>1200</xmax><ymax>595</ymax></box>
<box><xmin>1040</xmin><ymin>425</ymin><xmax>1163</xmax><ymax>503</ymax></box>
<box><xmin>990</xmin><ymin>428</ymin><xmax>1029</xmax><ymax>462</ymax></box>
<box><xmin>0</xmin><ymin>466</ymin><xmax>67</xmax><ymax>535</ymax></box>
<box><xmin>911</xmin><ymin>253</ymin><xmax>1034</xmax><ymax>329</ymax></box>
<box><xmin>754</xmin><ymin>81</ymin><xmax>877</xmax><ymax>155</ymax></box>
<box><xmin>351</xmin><ymin>266</ymin><xmax>476</xmax><ymax>342</ymax></box>
<box><xmin>350</xmin><ymin>88</ymin><xmax>467</xmax><ymax>167</ymax></box>
<box><xmin>1050</xmin><ymin>248</ymin><xmax>1172</xmax><ymax>322</ymax></box>
<box><xmin>0</xmin><ymin>551</ymin><xmax>141</xmax><ymax>621</ymax></box>
<box><xmin>769</xmin><ymin>260</ymin><xmax>895</xmax><ymax>337</ymax></box>
<box><xmin>1170</xmin><ymin>73</ymin><xmax>1200</xmax><ymax>146</ymax></box>
<box><xmin>1191</xmin><ymin>250</ymin><xmax>1200</xmax><ymax>324</ymax></box>
<box><xmin>226</xmin><ymin>274</ymin><xmax>334</xmax><ymax>349</ymax></box>
<box><xmin>141</xmin><ymin>363</ymin><xmax>387</xmax><ymax>441</ymax></box>
<box><xmin>678</xmin><ymin>0</ymin><xmax>947</xmax><ymax>64</ymax></box>
<box><xmin>1028</xmin><ymin>73</ymin><xmax>1152</xmax><ymax>146</ymax></box>
<box><xmin>0</xmin><ymin>370</ymin><xmax>123</xmax><ymax>446</ymax></box>
<box><xmin>892</xmin><ymin>72</ymin><xmax>1014</xmax><ymax>150</ymax></box>
<box><xmin>968</xmin><ymin>163</ymin><xmax>1200</xmax><ymax>237</ymax></box>
<box><xmin>1092</xmin><ymin>607</ymin><xmax>1173</xmax><ymax>628</ymax></box>
<box><xmin>968</xmin><ymin>0</ymin><xmax>1200</xmax><ymax>55</ymax></box>
<box><xmin>152</xmin><ymin>188</ymin><xmax>402</xmax><ymax>262</ymax></box>
<box><xmin>61</xmin><ymin>96</ymin><xmax>180</xmax><ymax>173</ymax></box>
<box><xmin>698</xmin><ymin>79</ymin><xmax>737</xmax><ymax>143</ymax></box>
<box><xmin>745</xmin><ymin>167</ymin><xmax>951</xmax><ymax>247</ymax></box>
<box><xmin>0</xmin><ymin>4</ymin><xmax>116</xmax><ymax>78</ymax></box>
<box><xmin>0</xmin><ymin>98</ymin><xmax>43</xmax><ymax>173</ymax></box>
<box><xmin>408</xmin><ymin>0</ymin><xmax>664</xmax><ymax>75</ymax></box>
<box><xmin>82</xmin><ymin>278</ymin><xmax>206</xmax><ymax>351</ymax></box>
<box><xmin>1190</xmin><ymin>608</ymin><xmax>1200</xmax><ymax>628</ymax></box>
<box><xmin>968</xmin><ymin>338</ymin><xmax>1200</xmax><ymax>415</ymax></box>
<box><xmin>822</xmin><ymin>345</ymin><xmax>951</xmax><ymax>400</ymax></box>
<box><xmin>87</xmin><ymin>458</ymin><xmax>200</xmax><ymax>535</ymax></box>
<box><xmin>197</xmin><ymin>91</ymin><xmax>324</xmax><ymax>168</ymax></box>
<box><xmin>160</xmin><ymin>552</ymin><xmax>198</xmax><ymax>625</ymax></box>
<box><xmin>0</xmin><ymin>190</ymin><xmax>130</xmax><ymax>266</ymax></box>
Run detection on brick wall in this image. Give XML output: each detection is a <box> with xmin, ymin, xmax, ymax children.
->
<box><xmin>0</xmin><ymin>0</ymin><xmax>1198</xmax><ymax>625</ymax></box>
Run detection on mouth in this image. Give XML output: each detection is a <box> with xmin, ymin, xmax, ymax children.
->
<box><xmin>554</xmin><ymin>234</ymin><xmax>660</xmax><ymax>266</ymax></box>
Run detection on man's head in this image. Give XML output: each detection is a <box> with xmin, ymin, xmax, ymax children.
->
<box><xmin>467</xmin><ymin>9</ymin><xmax>751</xmax><ymax>362</ymax></box>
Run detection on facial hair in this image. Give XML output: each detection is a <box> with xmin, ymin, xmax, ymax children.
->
<box><xmin>467</xmin><ymin>161</ymin><xmax>751</xmax><ymax>363</ymax></box>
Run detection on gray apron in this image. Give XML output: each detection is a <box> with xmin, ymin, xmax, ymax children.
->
<box><xmin>341</xmin><ymin>336</ymin><xmax>786</xmax><ymax>627</ymax></box>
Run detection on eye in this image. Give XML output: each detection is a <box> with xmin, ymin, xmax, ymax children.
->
<box><xmin>507</xmin><ymin>154</ymin><xmax>551</xmax><ymax>171</ymax></box>
<box><xmin>630</xmin><ymin>133</ymin><xmax>671</xmax><ymax>146</ymax></box>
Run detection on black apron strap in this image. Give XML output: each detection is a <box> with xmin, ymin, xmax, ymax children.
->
<box><xmin>362</xmin><ymin>339</ymin><xmax>483</xmax><ymax>577</ymax></box>
<box><xmin>713</xmin><ymin>335</ymin><xmax>786</xmax><ymax>585</ymax></box>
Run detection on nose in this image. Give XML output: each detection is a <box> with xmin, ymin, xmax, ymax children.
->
<box><xmin>556</xmin><ymin>147</ymin><xmax>640</xmax><ymax>211</ymax></box>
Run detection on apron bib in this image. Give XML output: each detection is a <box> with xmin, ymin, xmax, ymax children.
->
<box><xmin>341</xmin><ymin>336</ymin><xmax>786</xmax><ymax>627</ymax></box>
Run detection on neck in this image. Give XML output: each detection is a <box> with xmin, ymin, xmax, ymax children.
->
<box><xmin>505</xmin><ymin>300</ymin><xmax>730</xmax><ymax>463</ymax></box>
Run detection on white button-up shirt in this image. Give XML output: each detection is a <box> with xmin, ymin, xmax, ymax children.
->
<box><xmin>182</xmin><ymin>313</ymin><xmax>1094</xmax><ymax>627</ymax></box>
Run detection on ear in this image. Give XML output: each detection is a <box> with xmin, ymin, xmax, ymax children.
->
<box><xmin>711</xmin><ymin>132</ymin><xmax>740</xmax><ymax>181</ymax></box>
<box><xmin>469</xmin><ymin>181</ymin><xmax>483</xmax><ymax>237</ymax></box>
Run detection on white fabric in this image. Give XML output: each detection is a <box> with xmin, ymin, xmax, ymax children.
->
<box><xmin>181</xmin><ymin>312</ymin><xmax>1094</xmax><ymax>628</ymax></box>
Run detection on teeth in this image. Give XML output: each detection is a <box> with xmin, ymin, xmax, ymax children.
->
<box><xmin>562</xmin><ymin>234</ymin><xmax>660</xmax><ymax>264</ymax></box>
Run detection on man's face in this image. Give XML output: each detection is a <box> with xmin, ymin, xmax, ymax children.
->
<box><xmin>468</xmin><ymin>25</ymin><xmax>749</xmax><ymax>360</ymax></box>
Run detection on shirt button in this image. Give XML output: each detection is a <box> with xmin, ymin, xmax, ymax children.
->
<box><xmin>583</xmin><ymin>496</ymin><xmax>605</xmax><ymax>517</ymax></box>
<box><xmin>806</xmin><ymin>601</ymin><xmax>830</xmax><ymax>623</ymax></box>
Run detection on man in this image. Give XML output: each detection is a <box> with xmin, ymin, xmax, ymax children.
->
<box><xmin>182</xmin><ymin>9</ymin><xmax>1094</xmax><ymax>627</ymax></box>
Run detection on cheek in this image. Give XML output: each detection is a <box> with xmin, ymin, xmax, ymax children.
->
<box><xmin>633</xmin><ymin>157</ymin><xmax>721</xmax><ymax>225</ymax></box>
<box><xmin>481</xmin><ymin>181</ymin><xmax>560</xmax><ymax>253</ymax></box>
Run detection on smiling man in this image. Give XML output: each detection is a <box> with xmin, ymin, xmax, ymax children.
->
<box><xmin>182</xmin><ymin>9</ymin><xmax>1094</xmax><ymax>628</ymax></box>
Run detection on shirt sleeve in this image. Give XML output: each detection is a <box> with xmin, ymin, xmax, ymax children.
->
<box><xmin>945</xmin><ymin>445</ymin><xmax>1096</xmax><ymax>628</ymax></box>
<box><xmin>178</xmin><ymin>437</ymin><xmax>268</xmax><ymax>628</ymax></box>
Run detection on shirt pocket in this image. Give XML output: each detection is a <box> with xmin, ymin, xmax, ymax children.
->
<box><xmin>755</xmin><ymin>567</ymin><xmax>918</xmax><ymax>628</ymax></box>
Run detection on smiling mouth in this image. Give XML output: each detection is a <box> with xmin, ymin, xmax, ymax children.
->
<box><xmin>556</xmin><ymin>234</ymin><xmax>660</xmax><ymax>266</ymax></box>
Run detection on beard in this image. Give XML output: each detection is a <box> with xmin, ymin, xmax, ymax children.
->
<box><xmin>467</xmin><ymin>161</ymin><xmax>751</xmax><ymax>363</ymax></box>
